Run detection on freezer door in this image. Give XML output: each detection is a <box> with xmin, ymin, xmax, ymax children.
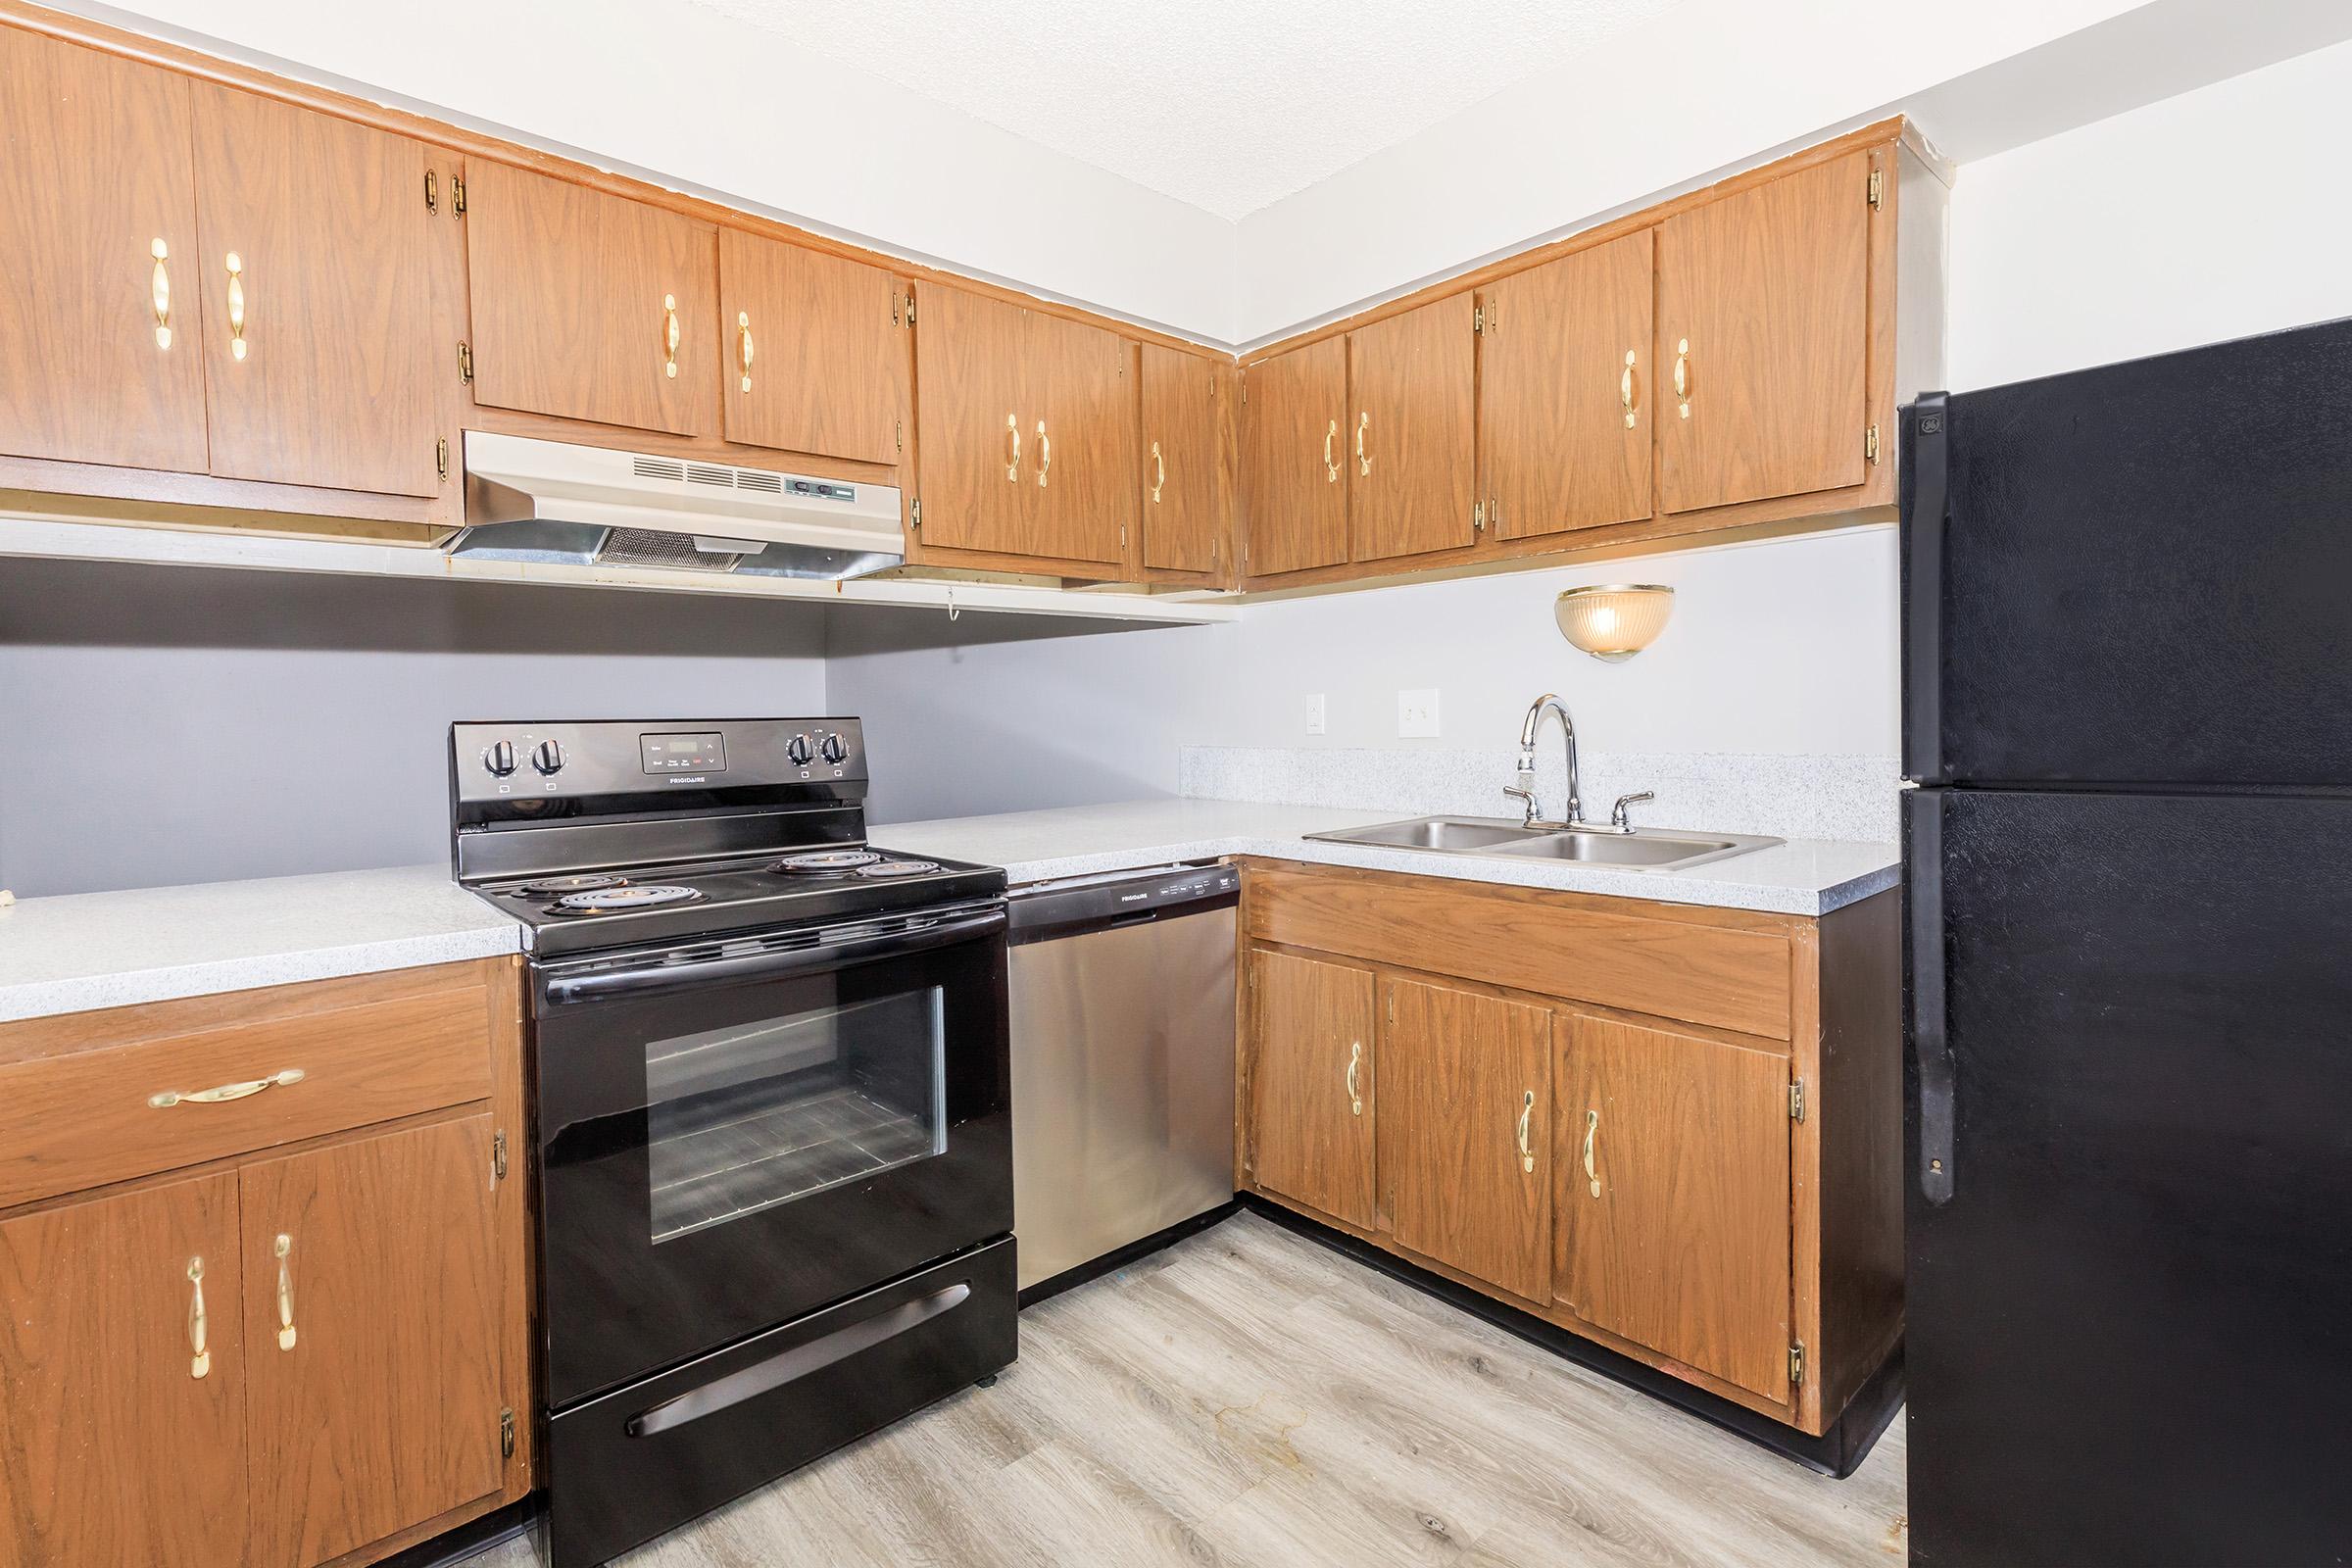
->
<box><xmin>1902</xmin><ymin>317</ymin><xmax>2352</xmax><ymax>787</ymax></box>
<box><xmin>1904</xmin><ymin>788</ymin><xmax>2352</xmax><ymax>1566</ymax></box>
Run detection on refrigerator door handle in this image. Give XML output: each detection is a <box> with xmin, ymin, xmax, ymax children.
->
<box><xmin>1901</xmin><ymin>393</ymin><xmax>1949</xmax><ymax>786</ymax></box>
<box><xmin>1909</xmin><ymin>791</ymin><xmax>1957</xmax><ymax>1204</ymax></box>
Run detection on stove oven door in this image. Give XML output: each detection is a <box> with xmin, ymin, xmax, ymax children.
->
<box><xmin>532</xmin><ymin>902</ymin><xmax>1011</xmax><ymax>1408</ymax></box>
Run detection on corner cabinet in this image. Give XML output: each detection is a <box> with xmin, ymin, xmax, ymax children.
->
<box><xmin>1236</xmin><ymin>861</ymin><xmax>1903</xmax><ymax>1437</ymax></box>
<box><xmin>0</xmin><ymin>960</ymin><xmax>532</xmax><ymax>1568</ymax></box>
<box><xmin>1139</xmin><ymin>344</ymin><xmax>1235</xmax><ymax>582</ymax></box>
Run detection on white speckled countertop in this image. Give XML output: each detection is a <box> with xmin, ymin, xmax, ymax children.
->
<box><xmin>0</xmin><ymin>865</ymin><xmax>523</xmax><ymax>1024</ymax></box>
<box><xmin>883</xmin><ymin>798</ymin><xmax>1898</xmax><ymax>916</ymax></box>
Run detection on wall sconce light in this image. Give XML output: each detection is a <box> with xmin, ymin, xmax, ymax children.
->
<box><xmin>1554</xmin><ymin>583</ymin><xmax>1675</xmax><ymax>662</ymax></box>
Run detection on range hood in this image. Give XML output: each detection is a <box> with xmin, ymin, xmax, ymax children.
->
<box><xmin>451</xmin><ymin>431</ymin><xmax>905</xmax><ymax>581</ymax></box>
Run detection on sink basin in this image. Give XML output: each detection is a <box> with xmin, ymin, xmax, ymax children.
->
<box><xmin>1304</xmin><ymin>815</ymin><xmax>1781</xmax><ymax>872</ymax></box>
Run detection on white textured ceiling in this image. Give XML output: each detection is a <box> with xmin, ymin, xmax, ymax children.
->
<box><xmin>684</xmin><ymin>0</ymin><xmax>1690</xmax><ymax>221</ymax></box>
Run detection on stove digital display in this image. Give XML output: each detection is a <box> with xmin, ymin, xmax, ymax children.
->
<box><xmin>640</xmin><ymin>732</ymin><xmax>727</xmax><ymax>773</ymax></box>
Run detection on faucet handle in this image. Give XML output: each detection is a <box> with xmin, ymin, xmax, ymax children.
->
<box><xmin>1502</xmin><ymin>781</ymin><xmax>1538</xmax><ymax>827</ymax></box>
<box><xmin>1609</xmin><ymin>791</ymin><xmax>1655</xmax><ymax>832</ymax></box>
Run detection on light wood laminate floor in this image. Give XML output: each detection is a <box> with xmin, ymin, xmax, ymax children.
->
<box><xmin>482</xmin><ymin>1212</ymin><xmax>1907</xmax><ymax>1567</ymax></box>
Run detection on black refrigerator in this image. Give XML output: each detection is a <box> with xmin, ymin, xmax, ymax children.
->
<box><xmin>1901</xmin><ymin>319</ymin><xmax>2352</xmax><ymax>1567</ymax></box>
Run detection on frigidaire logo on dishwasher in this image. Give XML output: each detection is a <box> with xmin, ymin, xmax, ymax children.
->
<box><xmin>665</xmin><ymin>775</ymin><xmax>708</xmax><ymax>784</ymax></box>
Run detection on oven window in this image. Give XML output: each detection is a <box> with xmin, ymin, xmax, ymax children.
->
<box><xmin>644</xmin><ymin>986</ymin><xmax>947</xmax><ymax>1244</ymax></box>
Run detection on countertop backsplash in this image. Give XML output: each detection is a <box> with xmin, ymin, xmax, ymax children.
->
<box><xmin>1178</xmin><ymin>747</ymin><xmax>1902</xmax><ymax>845</ymax></box>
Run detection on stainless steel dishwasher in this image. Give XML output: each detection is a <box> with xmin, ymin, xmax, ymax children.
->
<box><xmin>1007</xmin><ymin>862</ymin><xmax>1240</xmax><ymax>1296</ymax></box>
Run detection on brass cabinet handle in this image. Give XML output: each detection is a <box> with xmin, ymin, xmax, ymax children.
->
<box><xmin>1355</xmin><ymin>411</ymin><xmax>1371</xmax><ymax>477</ymax></box>
<box><xmin>1583</xmin><ymin>1108</ymin><xmax>1601</xmax><ymax>1198</ymax></box>
<box><xmin>1004</xmin><ymin>413</ymin><xmax>1021</xmax><ymax>481</ymax></box>
<box><xmin>149</xmin><ymin>239</ymin><xmax>173</xmax><ymax>350</ymax></box>
<box><xmin>1323</xmin><ymin>418</ymin><xmax>1338</xmax><ymax>482</ymax></box>
<box><xmin>662</xmin><ymin>294</ymin><xmax>681</xmax><ymax>379</ymax></box>
<box><xmin>1673</xmin><ymin>337</ymin><xmax>1690</xmax><ymax>418</ymax></box>
<box><xmin>1517</xmin><ymin>1090</ymin><xmax>1536</xmax><ymax>1174</ymax></box>
<box><xmin>223</xmin><ymin>252</ymin><xmax>246</xmax><ymax>362</ymax></box>
<box><xmin>1345</xmin><ymin>1040</ymin><xmax>1363</xmax><ymax>1116</ymax></box>
<box><xmin>273</xmin><ymin>1234</ymin><xmax>297</xmax><ymax>1350</ymax></box>
<box><xmin>1149</xmin><ymin>440</ymin><xmax>1165</xmax><ymax>503</ymax></box>
<box><xmin>1035</xmin><ymin>419</ymin><xmax>1051</xmax><ymax>488</ymax></box>
<box><xmin>150</xmin><ymin>1067</ymin><xmax>305</xmax><ymax>1108</ymax></box>
<box><xmin>1621</xmin><ymin>349</ymin><xmax>1640</xmax><ymax>429</ymax></box>
<box><xmin>186</xmin><ymin>1256</ymin><xmax>211</xmax><ymax>1379</ymax></box>
<box><xmin>736</xmin><ymin>311</ymin><xmax>755</xmax><ymax>394</ymax></box>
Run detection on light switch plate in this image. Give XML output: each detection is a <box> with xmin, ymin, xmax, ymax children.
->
<box><xmin>1303</xmin><ymin>694</ymin><xmax>1327</xmax><ymax>736</ymax></box>
<box><xmin>1396</xmin><ymin>688</ymin><xmax>1441</xmax><ymax>738</ymax></box>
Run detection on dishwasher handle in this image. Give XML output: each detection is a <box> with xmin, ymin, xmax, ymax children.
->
<box><xmin>1007</xmin><ymin>863</ymin><xmax>1239</xmax><ymax>945</ymax></box>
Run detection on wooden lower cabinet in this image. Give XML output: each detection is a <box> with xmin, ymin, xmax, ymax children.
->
<box><xmin>1244</xmin><ymin>950</ymin><xmax>1377</xmax><ymax>1229</ymax></box>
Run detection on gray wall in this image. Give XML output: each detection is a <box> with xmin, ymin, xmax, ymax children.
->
<box><xmin>0</xmin><ymin>560</ymin><xmax>827</xmax><ymax>897</ymax></box>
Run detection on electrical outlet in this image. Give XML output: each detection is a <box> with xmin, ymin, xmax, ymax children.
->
<box><xmin>1396</xmin><ymin>689</ymin><xmax>1441</xmax><ymax>738</ymax></box>
<box><xmin>1303</xmin><ymin>694</ymin><xmax>1327</xmax><ymax>736</ymax></box>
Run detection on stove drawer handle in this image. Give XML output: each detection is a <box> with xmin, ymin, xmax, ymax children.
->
<box><xmin>151</xmin><ymin>1068</ymin><xmax>305</xmax><ymax>1108</ymax></box>
<box><xmin>545</xmin><ymin>906</ymin><xmax>1006</xmax><ymax>1004</ymax></box>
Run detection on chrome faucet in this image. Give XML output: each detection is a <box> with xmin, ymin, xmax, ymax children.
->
<box><xmin>1503</xmin><ymin>693</ymin><xmax>1586</xmax><ymax>829</ymax></box>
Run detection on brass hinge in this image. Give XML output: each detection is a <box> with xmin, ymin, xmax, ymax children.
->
<box><xmin>1864</xmin><ymin>423</ymin><xmax>1881</xmax><ymax>464</ymax></box>
<box><xmin>1472</xmin><ymin>499</ymin><xmax>1486</xmax><ymax>531</ymax></box>
<box><xmin>904</xmin><ymin>291</ymin><xmax>916</xmax><ymax>326</ymax></box>
<box><xmin>499</xmin><ymin>1407</ymin><xmax>515</xmax><ymax>1458</ymax></box>
<box><xmin>452</xmin><ymin>174</ymin><xmax>467</xmax><ymax>218</ymax></box>
<box><xmin>457</xmin><ymin>341</ymin><xmax>474</xmax><ymax>384</ymax></box>
<box><xmin>910</xmin><ymin>498</ymin><xmax>922</xmax><ymax>531</ymax></box>
<box><xmin>1788</xmin><ymin>1343</ymin><xmax>1806</xmax><ymax>1387</ymax></box>
<box><xmin>1120</xmin><ymin>524</ymin><xmax>1129</xmax><ymax>551</ymax></box>
<box><xmin>1867</xmin><ymin>169</ymin><xmax>1884</xmax><ymax>211</ymax></box>
<box><xmin>424</xmin><ymin>169</ymin><xmax>438</xmax><ymax>215</ymax></box>
<box><xmin>492</xmin><ymin>1129</ymin><xmax>509</xmax><ymax>1180</ymax></box>
<box><xmin>1472</xmin><ymin>304</ymin><xmax>1484</xmax><ymax>335</ymax></box>
<box><xmin>1788</xmin><ymin>1079</ymin><xmax>1806</xmax><ymax>1123</ymax></box>
<box><xmin>436</xmin><ymin>437</ymin><xmax>450</xmax><ymax>484</ymax></box>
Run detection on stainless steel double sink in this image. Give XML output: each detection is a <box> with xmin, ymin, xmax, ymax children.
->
<box><xmin>1303</xmin><ymin>814</ymin><xmax>1780</xmax><ymax>872</ymax></box>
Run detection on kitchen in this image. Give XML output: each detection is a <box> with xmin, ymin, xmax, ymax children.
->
<box><xmin>2</xmin><ymin>3</ymin><xmax>2349</xmax><ymax>1566</ymax></box>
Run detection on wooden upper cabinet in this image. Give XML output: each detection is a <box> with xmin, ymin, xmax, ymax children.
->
<box><xmin>0</xmin><ymin>1171</ymin><xmax>249</xmax><ymax>1568</ymax></box>
<box><xmin>465</xmin><ymin>163</ymin><xmax>719</xmax><ymax>438</ymax></box>
<box><xmin>1249</xmin><ymin>950</ymin><xmax>1377</xmax><ymax>1230</ymax></box>
<box><xmin>1028</xmin><ymin>309</ymin><xmax>1136</xmax><ymax>567</ymax></box>
<box><xmin>1139</xmin><ymin>345</ymin><xmax>1232</xmax><ymax>578</ymax></box>
<box><xmin>239</xmin><ymin>1114</ymin><xmax>505</xmax><ymax>1568</ymax></box>
<box><xmin>719</xmin><ymin>230</ymin><xmax>908</xmax><ymax>465</ymax></box>
<box><xmin>1242</xmin><ymin>337</ymin><xmax>1348</xmax><ymax>577</ymax></box>
<box><xmin>1557</xmin><ymin>1011</ymin><xmax>1792</xmax><ymax>1401</ymax></box>
<box><xmin>1347</xmin><ymin>292</ymin><xmax>1477</xmax><ymax>563</ymax></box>
<box><xmin>1481</xmin><ymin>229</ymin><xmax>1654</xmax><ymax>540</ymax></box>
<box><xmin>0</xmin><ymin>28</ymin><xmax>209</xmax><ymax>473</ymax></box>
<box><xmin>1382</xmin><ymin>977</ymin><xmax>1552</xmax><ymax>1302</ymax></box>
<box><xmin>1656</xmin><ymin>150</ymin><xmax>1873</xmax><ymax>514</ymax></box>
<box><xmin>189</xmin><ymin>86</ymin><xmax>442</xmax><ymax>497</ymax></box>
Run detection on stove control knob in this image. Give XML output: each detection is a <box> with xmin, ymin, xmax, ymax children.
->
<box><xmin>482</xmin><ymin>740</ymin><xmax>518</xmax><ymax>777</ymax></box>
<box><xmin>820</xmin><ymin>733</ymin><xmax>849</xmax><ymax>765</ymax></box>
<box><xmin>785</xmin><ymin>734</ymin><xmax>814</xmax><ymax>766</ymax></box>
<box><xmin>530</xmin><ymin>739</ymin><xmax>567</xmax><ymax>776</ymax></box>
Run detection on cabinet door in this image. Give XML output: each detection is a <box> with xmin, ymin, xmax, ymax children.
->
<box><xmin>1248</xmin><ymin>950</ymin><xmax>1376</xmax><ymax>1229</ymax></box>
<box><xmin>1383</xmin><ymin>978</ymin><xmax>1552</xmax><ymax>1301</ymax></box>
<box><xmin>1656</xmin><ymin>151</ymin><xmax>1871</xmax><ymax>514</ymax></box>
<box><xmin>0</xmin><ymin>29</ymin><xmax>208</xmax><ymax>472</ymax></box>
<box><xmin>1028</xmin><ymin>310</ymin><xmax>1135</xmax><ymax>566</ymax></box>
<box><xmin>188</xmin><ymin>85</ymin><xmax>441</xmax><ymax>496</ymax></box>
<box><xmin>1348</xmin><ymin>292</ymin><xmax>1477</xmax><ymax>563</ymax></box>
<box><xmin>0</xmin><ymin>1172</ymin><xmax>247</xmax><ymax>1568</ymax></box>
<box><xmin>1241</xmin><ymin>337</ymin><xmax>1348</xmax><ymax>576</ymax></box>
<box><xmin>719</xmin><ymin>229</ymin><xmax>908</xmax><ymax>465</ymax></box>
<box><xmin>240</xmin><ymin>1114</ymin><xmax>504</xmax><ymax>1568</ymax></box>
<box><xmin>1139</xmin><ymin>344</ymin><xmax>1231</xmax><ymax>577</ymax></box>
<box><xmin>465</xmin><ymin>163</ymin><xmax>719</xmax><ymax>437</ymax></box>
<box><xmin>1558</xmin><ymin>1012</ymin><xmax>1791</xmax><ymax>1401</ymax></box>
<box><xmin>912</xmin><ymin>284</ymin><xmax>1032</xmax><ymax>556</ymax></box>
<box><xmin>1482</xmin><ymin>229</ymin><xmax>1654</xmax><ymax>540</ymax></box>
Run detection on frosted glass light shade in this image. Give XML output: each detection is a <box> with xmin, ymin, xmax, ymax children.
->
<box><xmin>1554</xmin><ymin>584</ymin><xmax>1674</xmax><ymax>662</ymax></box>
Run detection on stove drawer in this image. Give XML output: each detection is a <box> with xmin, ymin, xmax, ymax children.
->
<box><xmin>0</xmin><ymin>968</ymin><xmax>497</xmax><ymax>1208</ymax></box>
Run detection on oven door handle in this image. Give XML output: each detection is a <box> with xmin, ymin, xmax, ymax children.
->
<box><xmin>543</xmin><ymin>906</ymin><xmax>1006</xmax><ymax>1005</ymax></box>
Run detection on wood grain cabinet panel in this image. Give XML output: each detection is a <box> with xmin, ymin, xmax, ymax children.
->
<box><xmin>0</xmin><ymin>28</ymin><xmax>209</xmax><ymax>473</ymax></box>
<box><xmin>1656</xmin><ymin>150</ymin><xmax>1872</xmax><ymax>514</ymax></box>
<box><xmin>1481</xmin><ymin>229</ymin><xmax>1654</xmax><ymax>539</ymax></box>
<box><xmin>1028</xmin><ymin>308</ymin><xmax>1136</xmax><ymax>566</ymax></box>
<box><xmin>1242</xmin><ymin>337</ymin><xmax>1348</xmax><ymax>577</ymax></box>
<box><xmin>240</xmin><ymin>1113</ymin><xmax>505</xmax><ymax>1568</ymax></box>
<box><xmin>1139</xmin><ymin>344</ymin><xmax>1232</xmax><ymax>577</ymax></box>
<box><xmin>718</xmin><ymin>228</ymin><xmax>908</xmax><ymax>465</ymax></box>
<box><xmin>1382</xmin><ymin>978</ymin><xmax>1552</xmax><ymax>1302</ymax></box>
<box><xmin>1248</xmin><ymin>950</ymin><xmax>1377</xmax><ymax>1230</ymax></box>
<box><xmin>188</xmin><ymin>85</ymin><xmax>442</xmax><ymax>496</ymax></box>
<box><xmin>1347</xmin><ymin>291</ymin><xmax>1477</xmax><ymax>563</ymax></box>
<box><xmin>1557</xmin><ymin>1011</ymin><xmax>1792</xmax><ymax>1402</ymax></box>
<box><xmin>0</xmin><ymin>1171</ymin><xmax>248</xmax><ymax>1568</ymax></box>
<box><xmin>465</xmin><ymin>162</ymin><xmax>719</xmax><ymax>438</ymax></box>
